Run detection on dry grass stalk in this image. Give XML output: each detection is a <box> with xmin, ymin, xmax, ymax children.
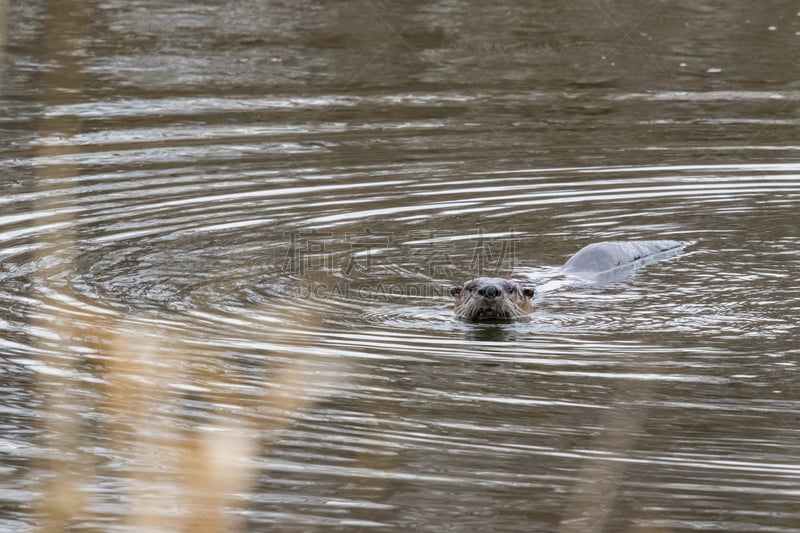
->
<box><xmin>31</xmin><ymin>295</ymin><xmax>328</xmax><ymax>532</ymax></box>
<box><xmin>26</xmin><ymin>6</ymin><xmax>330</xmax><ymax>525</ymax></box>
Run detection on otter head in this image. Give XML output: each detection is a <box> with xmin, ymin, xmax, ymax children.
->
<box><xmin>450</xmin><ymin>277</ymin><xmax>535</xmax><ymax>321</ymax></box>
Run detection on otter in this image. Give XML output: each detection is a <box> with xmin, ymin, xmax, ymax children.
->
<box><xmin>451</xmin><ymin>240</ymin><xmax>689</xmax><ymax>321</ymax></box>
<box><xmin>451</xmin><ymin>277</ymin><xmax>535</xmax><ymax>321</ymax></box>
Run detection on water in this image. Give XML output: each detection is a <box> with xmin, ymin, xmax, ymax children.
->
<box><xmin>2</xmin><ymin>1</ymin><xmax>800</xmax><ymax>531</ymax></box>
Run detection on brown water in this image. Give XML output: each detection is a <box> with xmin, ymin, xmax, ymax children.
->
<box><xmin>2</xmin><ymin>1</ymin><xmax>800</xmax><ymax>531</ymax></box>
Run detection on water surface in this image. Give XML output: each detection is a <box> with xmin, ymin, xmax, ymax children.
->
<box><xmin>1</xmin><ymin>1</ymin><xmax>800</xmax><ymax>531</ymax></box>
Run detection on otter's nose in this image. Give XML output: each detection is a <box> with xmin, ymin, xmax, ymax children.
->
<box><xmin>478</xmin><ymin>285</ymin><xmax>500</xmax><ymax>298</ymax></box>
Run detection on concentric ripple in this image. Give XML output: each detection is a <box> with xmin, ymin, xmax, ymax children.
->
<box><xmin>3</xmin><ymin>96</ymin><xmax>799</xmax><ymax>345</ymax></box>
<box><xmin>2</xmin><ymin>88</ymin><xmax>800</xmax><ymax>531</ymax></box>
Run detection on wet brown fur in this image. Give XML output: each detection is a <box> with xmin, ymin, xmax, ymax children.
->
<box><xmin>450</xmin><ymin>277</ymin><xmax>534</xmax><ymax>321</ymax></box>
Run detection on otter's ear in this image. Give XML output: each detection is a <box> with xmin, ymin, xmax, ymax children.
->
<box><xmin>522</xmin><ymin>287</ymin><xmax>535</xmax><ymax>298</ymax></box>
<box><xmin>450</xmin><ymin>286</ymin><xmax>462</xmax><ymax>297</ymax></box>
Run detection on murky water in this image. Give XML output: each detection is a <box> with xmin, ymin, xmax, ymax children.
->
<box><xmin>2</xmin><ymin>1</ymin><xmax>800</xmax><ymax>531</ymax></box>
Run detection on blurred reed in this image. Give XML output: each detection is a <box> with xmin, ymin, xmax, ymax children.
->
<box><xmin>0</xmin><ymin>0</ymin><xmax>7</xmax><ymax>87</ymax></box>
<box><xmin>31</xmin><ymin>294</ymin><xmax>328</xmax><ymax>532</ymax></box>
<box><xmin>26</xmin><ymin>2</ymin><xmax>332</xmax><ymax>531</ymax></box>
<box><xmin>557</xmin><ymin>376</ymin><xmax>657</xmax><ymax>533</ymax></box>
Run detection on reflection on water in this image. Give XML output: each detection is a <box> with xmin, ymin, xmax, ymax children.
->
<box><xmin>1</xmin><ymin>0</ymin><xmax>800</xmax><ymax>531</ymax></box>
